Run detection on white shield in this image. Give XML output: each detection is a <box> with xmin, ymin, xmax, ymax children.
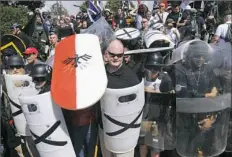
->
<box><xmin>4</xmin><ymin>74</ymin><xmax>38</xmax><ymax>136</ymax></box>
<box><xmin>19</xmin><ymin>92</ymin><xmax>76</xmax><ymax>157</ymax></box>
<box><xmin>115</xmin><ymin>28</ymin><xmax>140</xmax><ymax>41</ymax></box>
<box><xmin>100</xmin><ymin>80</ymin><xmax>145</xmax><ymax>153</ymax></box>
<box><xmin>144</xmin><ymin>30</ymin><xmax>175</xmax><ymax>48</ymax></box>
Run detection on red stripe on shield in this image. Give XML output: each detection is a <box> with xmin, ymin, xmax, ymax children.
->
<box><xmin>51</xmin><ymin>35</ymin><xmax>77</xmax><ymax>110</ymax></box>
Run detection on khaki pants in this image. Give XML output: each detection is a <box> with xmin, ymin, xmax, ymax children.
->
<box><xmin>99</xmin><ymin>127</ymin><xmax>134</xmax><ymax>157</ymax></box>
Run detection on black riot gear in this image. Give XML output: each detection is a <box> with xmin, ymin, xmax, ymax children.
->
<box><xmin>145</xmin><ymin>52</ymin><xmax>163</xmax><ymax>69</ymax></box>
<box><xmin>31</xmin><ymin>64</ymin><xmax>52</xmax><ymax>81</ymax></box>
<box><xmin>7</xmin><ymin>55</ymin><xmax>25</xmax><ymax>67</ymax></box>
<box><xmin>30</xmin><ymin>64</ymin><xmax>52</xmax><ymax>92</ymax></box>
<box><xmin>145</xmin><ymin>52</ymin><xmax>163</xmax><ymax>66</ymax></box>
<box><xmin>185</xmin><ymin>41</ymin><xmax>210</xmax><ymax>69</ymax></box>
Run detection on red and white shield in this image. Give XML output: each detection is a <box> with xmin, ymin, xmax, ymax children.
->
<box><xmin>51</xmin><ymin>34</ymin><xmax>107</xmax><ymax>110</ymax></box>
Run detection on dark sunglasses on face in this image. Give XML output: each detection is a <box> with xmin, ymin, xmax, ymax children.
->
<box><xmin>108</xmin><ymin>51</ymin><xmax>124</xmax><ymax>58</ymax></box>
<box><xmin>33</xmin><ymin>77</ymin><xmax>46</xmax><ymax>83</ymax></box>
<box><xmin>9</xmin><ymin>66</ymin><xmax>23</xmax><ymax>70</ymax></box>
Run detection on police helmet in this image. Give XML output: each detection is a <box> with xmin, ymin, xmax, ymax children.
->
<box><xmin>31</xmin><ymin>64</ymin><xmax>52</xmax><ymax>82</ymax></box>
<box><xmin>7</xmin><ymin>55</ymin><xmax>25</xmax><ymax>67</ymax></box>
<box><xmin>187</xmin><ymin>41</ymin><xmax>210</xmax><ymax>59</ymax></box>
<box><xmin>145</xmin><ymin>52</ymin><xmax>163</xmax><ymax>67</ymax></box>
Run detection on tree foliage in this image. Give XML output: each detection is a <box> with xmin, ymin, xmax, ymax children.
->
<box><xmin>217</xmin><ymin>1</ymin><xmax>232</xmax><ymax>24</ymax></box>
<box><xmin>0</xmin><ymin>4</ymin><xmax>30</xmax><ymax>35</ymax></box>
<box><xmin>50</xmin><ymin>2</ymin><xmax>69</xmax><ymax>17</ymax></box>
<box><xmin>0</xmin><ymin>0</ymin><xmax>45</xmax><ymax>11</ymax></box>
<box><xmin>105</xmin><ymin>0</ymin><xmax>122</xmax><ymax>14</ymax></box>
<box><xmin>79</xmin><ymin>1</ymin><xmax>88</xmax><ymax>12</ymax></box>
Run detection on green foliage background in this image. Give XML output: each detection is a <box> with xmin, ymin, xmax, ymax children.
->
<box><xmin>50</xmin><ymin>2</ymin><xmax>69</xmax><ymax>17</ymax></box>
<box><xmin>0</xmin><ymin>4</ymin><xmax>30</xmax><ymax>35</ymax></box>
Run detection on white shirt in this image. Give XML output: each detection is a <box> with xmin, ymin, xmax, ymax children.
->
<box><xmin>215</xmin><ymin>21</ymin><xmax>232</xmax><ymax>41</ymax></box>
<box><xmin>165</xmin><ymin>27</ymin><xmax>180</xmax><ymax>46</ymax></box>
<box><xmin>145</xmin><ymin>79</ymin><xmax>162</xmax><ymax>92</ymax></box>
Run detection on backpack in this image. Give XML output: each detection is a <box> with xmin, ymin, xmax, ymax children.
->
<box><xmin>225</xmin><ymin>23</ymin><xmax>232</xmax><ymax>44</ymax></box>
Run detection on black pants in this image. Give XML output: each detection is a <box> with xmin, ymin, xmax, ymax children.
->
<box><xmin>66</xmin><ymin>121</ymin><xmax>98</xmax><ymax>157</ymax></box>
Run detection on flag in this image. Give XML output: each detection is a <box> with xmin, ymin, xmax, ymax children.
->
<box><xmin>87</xmin><ymin>0</ymin><xmax>101</xmax><ymax>22</ymax></box>
<box><xmin>22</xmin><ymin>13</ymin><xmax>37</xmax><ymax>37</ymax></box>
<box><xmin>88</xmin><ymin>0</ymin><xmax>99</xmax><ymax>15</ymax></box>
<box><xmin>96</xmin><ymin>0</ymin><xmax>104</xmax><ymax>12</ymax></box>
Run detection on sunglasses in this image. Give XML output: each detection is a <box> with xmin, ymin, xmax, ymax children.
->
<box><xmin>9</xmin><ymin>66</ymin><xmax>23</xmax><ymax>70</ymax></box>
<box><xmin>108</xmin><ymin>51</ymin><xmax>124</xmax><ymax>58</ymax></box>
<box><xmin>33</xmin><ymin>77</ymin><xmax>46</xmax><ymax>83</ymax></box>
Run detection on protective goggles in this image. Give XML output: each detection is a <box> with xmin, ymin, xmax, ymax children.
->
<box><xmin>32</xmin><ymin>77</ymin><xmax>46</xmax><ymax>83</ymax></box>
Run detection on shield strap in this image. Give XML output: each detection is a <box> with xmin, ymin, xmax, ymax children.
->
<box><xmin>9</xmin><ymin>98</ymin><xmax>23</xmax><ymax>117</ymax></box>
<box><xmin>30</xmin><ymin>120</ymin><xmax>67</xmax><ymax>146</ymax></box>
<box><xmin>104</xmin><ymin>106</ymin><xmax>144</xmax><ymax>136</ymax></box>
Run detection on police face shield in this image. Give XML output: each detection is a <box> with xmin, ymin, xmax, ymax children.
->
<box><xmin>191</xmin><ymin>55</ymin><xmax>206</xmax><ymax>68</ymax></box>
<box><xmin>175</xmin><ymin>40</ymin><xmax>231</xmax><ymax>157</ymax></box>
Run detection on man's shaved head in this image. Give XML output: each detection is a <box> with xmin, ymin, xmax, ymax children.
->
<box><xmin>106</xmin><ymin>39</ymin><xmax>124</xmax><ymax>54</ymax></box>
<box><xmin>105</xmin><ymin>39</ymin><xmax>124</xmax><ymax>69</ymax></box>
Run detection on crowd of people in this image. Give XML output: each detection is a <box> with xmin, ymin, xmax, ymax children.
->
<box><xmin>1</xmin><ymin>1</ymin><xmax>232</xmax><ymax>157</ymax></box>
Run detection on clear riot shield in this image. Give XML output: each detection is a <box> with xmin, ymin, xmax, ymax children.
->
<box><xmin>4</xmin><ymin>74</ymin><xmax>38</xmax><ymax>136</ymax></box>
<box><xmin>143</xmin><ymin>93</ymin><xmax>176</xmax><ymax>151</ymax></box>
<box><xmin>100</xmin><ymin>80</ymin><xmax>145</xmax><ymax>153</ymax></box>
<box><xmin>226</xmin><ymin>111</ymin><xmax>232</xmax><ymax>152</ymax></box>
<box><xmin>211</xmin><ymin>41</ymin><xmax>232</xmax><ymax>153</ymax></box>
<box><xmin>18</xmin><ymin>92</ymin><xmax>76</xmax><ymax>157</ymax></box>
<box><xmin>176</xmin><ymin>95</ymin><xmax>231</xmax><ymax>157</ymax></box>
<box><xmin>175</xmin><ymin>40</ymin><xmax>231</xmax><ymax>157</ymax></box>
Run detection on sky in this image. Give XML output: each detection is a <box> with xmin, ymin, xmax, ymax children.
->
<box><xmin>41</xmin><ymin>1</ymin><xmax>85</xmax><ymax>15</ymax></box>
<box><xmin>41</xmin><ymin>1</ymin><xmax>155</xmax><ymax>16</ymax></box>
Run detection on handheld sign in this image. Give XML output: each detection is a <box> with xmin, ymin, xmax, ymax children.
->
<box><xmin>51</xmin><ymin>34</ymin><xmax>107</xmax><ymax>110</ymax></box>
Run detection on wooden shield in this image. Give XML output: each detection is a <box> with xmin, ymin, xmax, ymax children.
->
<box><xmin>51</xmin><ymin>34</ymin><xmax>107</xmax><ymax>110</ymax></box>
<box><xmin>0</xmin><ymin>34</ymin><xmax>26</xmax><ymax>56</ymax></box>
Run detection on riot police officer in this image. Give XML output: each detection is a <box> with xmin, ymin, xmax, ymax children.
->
<box><xmin>144</xmin><ymin>52</ymin><xmax>173</xmax><ymax>93</ymax></box>
<box><xmin>174</xmin><ymin>40</ymin><xmax>230</xmax><ymax>157</ymax></box>
<box><xmin>30</xmin><ymin>64</ymin><xmax>52</xmax><ymax>94</ymax></box>
<box><xmin>139</xmin><ymin>52</ymin><xmax>175</xmax><ymax>157</ymax></box>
